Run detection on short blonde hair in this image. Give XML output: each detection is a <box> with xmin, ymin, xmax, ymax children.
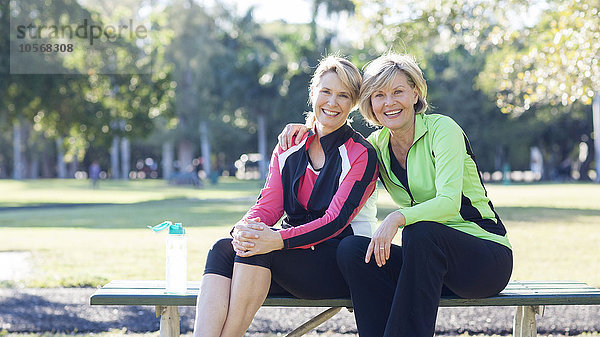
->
<box><xmin>359</xmin><ymin>53</ymin><xmax>428</xmax><ymax>127</ymax></box>
<box><xmin>305</xmin><ymin>55</ymin><xmax>362</xmax><ymax>127</ymax></box>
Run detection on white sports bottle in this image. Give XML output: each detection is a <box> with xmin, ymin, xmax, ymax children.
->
<box><xmin>149</xmin><ymin>221</ymin><xmax>187</xmax><ymax>294</ymax></box>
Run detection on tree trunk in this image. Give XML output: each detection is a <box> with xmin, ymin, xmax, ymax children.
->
<box><xmin>199</xmin><ymin>120</ymin><xmax>211</xmax><ymax>176</ymax></box>
<box><xmin>12</xmin><ymin>119</ymin><xmax>23</xmax><ymax>180</ymax></box>
<box><xmin>29</xmin><ymin>152</ymin><xmax>40</xmax><ymax>179</ymax></box>
<box><xmin>177</xmin><ymin>140</ymin><xmax>195</xmax><ymax>173</ymax></box>
<box><xmin>0</xmin><ymin>159</ymin><xmax>6</xmax><ymax>178</ymax></box>
<box><xmin>67</xmin><ymin>154</ymin><xmax>78</xmax><ymax>178</ymax></box>
<box><xmin>120</xmin><ymin>137</ymin><xmax>130</xmax><ymax>180</ymax></box>
<box><xmin>257</xmin><ymin>112</ymin><xmax>268</xmax><ymax>181</ymax></box>
<box><xmin>56</xmin><ymin>137</ymin><xmax>66</xmax><ymax>179</ymax></box>
<box><xmin>593</xmin><ymin>93</ymin><xmax>600</xmax><ymax>183</ymax></box>
<box><xmin>21</xmin><ymin>120</ymin><xmax>34</xmax><ymax>179</ymax></box>
<box><xmin>577</xmin><ymin>137</ymin><xmax>593</xmax><ymax>181</ymax></box>
<box><xmin>537</xmin><ymin>142</ymin><xmax>549</xmax><ymax>181</ymax></box>
<box><xmin>529</xmin><ymin>146</ymin><xmax>544</xmax><ymax>181</ymax></box>
<box><xmin>310</xmin><ymin>0</ymin><xmax>319</xmax><ymax>42</ymax></box>
<box><xmin>41</xmin><ymin>137</ymin><xmax>53</xmax><ymax>178</ymax></box>
<box><xmin>162</xmin><ymin>140</ymin><xmax>174</xmax><ymax>179</ymax></box>
<box><xmin>111</xmin><ymin>136</ymin><xmax>120</xmax><ymax>179</ymax></box>
<box><xmin>494</xmin><ymin>144</ymin><xmax>505</xmax><ymax>172</ymax></box>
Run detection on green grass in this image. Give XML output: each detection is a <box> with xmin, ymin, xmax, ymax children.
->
<box><xmin>0</xmin><ymin>179</ymin><xmax>599</xmax><ymax>288</ymax></box>
<box><xmin>0</xmin><ymin>178</ymin><xmax>260</xmax><ymax>287</ymax></box>
<box><xmin>0</xmin><ymin>178</ymin><xmax>262</xmax><ymax>207</ymax></box>
<box><xmin>1</xmin><ymin>227</ymin><xmax>229</xmax><ymax>287</ymax></box>
<box><xmin>0</xmin><ymin>198</ymin><xmax>254</xmax><ymax>228</ymax></box>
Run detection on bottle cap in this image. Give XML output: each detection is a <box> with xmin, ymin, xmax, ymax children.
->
<box><xmin>148</xmin><ymin>221</ymin><xmax>185</xmax><ymax>234</ymax></box>
<box><xmin>169</xmin><ymin>223</ymin><xmax>185</xmax><ymax>234</ymax></box>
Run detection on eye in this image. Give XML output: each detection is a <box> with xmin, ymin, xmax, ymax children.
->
<box><xmin>394</xmin><ymin>90</ymin><xmax>403</xmax><ymax>95</ymax></box>
<box><xmin>373</xmin><ymin>92</ymin><xmax>383</xmax><ymax>98</ymax></box>
<box><xmin>339</xmin><ymin>93</ymin><xmax>350</xmax><ymax>99</ymax></box>
<box><xmin>321</xmin><ymin>89</ymin><xmax>331</xmax><ymax>94</ymax></box>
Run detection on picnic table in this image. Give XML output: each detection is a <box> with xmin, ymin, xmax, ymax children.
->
<box><xmin>90</xmin><ymin>280</ymin><xmax>600</xmax><ymax>337</ymax></box>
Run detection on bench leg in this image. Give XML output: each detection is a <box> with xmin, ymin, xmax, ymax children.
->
<box><xmin>513</xmin><ymin>305</ymin><xmax>544</xmax><ymax>337</ymax></box>
<box><xmin>156</xmin><ymin>305</ymin><xmax>180</xmax><ymax>337</ymax></box>
<box><xmin>285</xmin><ymin>307</ymin><xmax>342</xmax><ymax>337</ymax></box>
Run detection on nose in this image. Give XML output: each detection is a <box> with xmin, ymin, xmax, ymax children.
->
<box><xmin>383</xmin><ymin>94</ymin><xmax>393</xmax><ymax>106</ymax></box>
<box><xmin>328</xmin><ymin>95</ymin><xmax>337</xmax><ymax>106</ymax></box>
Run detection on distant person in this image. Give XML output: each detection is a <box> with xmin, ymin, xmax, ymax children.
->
<box><xmin>89</xmin><ymin>161</ymin><xmax>101</xmax><ymax>189</ymax></box>
<box><xmin>279</xmin><ymin>52</ymin><xmax>513</xmax><ymax>337</ymax></box>
<box><xmin>192</xmin><ymin>55</ymin><xmax>379</xmax><ymax>337</ymax></box>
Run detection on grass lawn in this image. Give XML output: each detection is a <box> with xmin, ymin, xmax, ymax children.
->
<box><xmin>0</xmin><ymin>178</ymin><xmax>262</xmax><ymax>207</ymax></box>
<box><xmin>0</xmin><ymin>179</ymin><xmax>599</xmax><ymax>288</ymax></box>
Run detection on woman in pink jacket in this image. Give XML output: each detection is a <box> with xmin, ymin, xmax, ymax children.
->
<box><xmin>192</xmin><ymin>55</ymin><xmax>379</xmax><ymax>337</ymax></box>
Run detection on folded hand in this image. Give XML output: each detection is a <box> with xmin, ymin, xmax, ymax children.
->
<box><xmin>232</xmin><ymin>218</ymin><xmax>284</xmax><ymax>257</ymax></box>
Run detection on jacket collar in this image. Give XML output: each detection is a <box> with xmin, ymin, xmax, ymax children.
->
<box><xmin>307</xmin><ymin>123</ymin><xmax>354</xmax><ymax>153</ymax></box>
<box><xmin>373</xmin><ymin>113</ymin><xmax>428</xmax><ymax>185</ymax></box>
<box><xmin>374</xmin><ymin>113</ymin><xmax>428</xmax><ymax>149</ymax></box>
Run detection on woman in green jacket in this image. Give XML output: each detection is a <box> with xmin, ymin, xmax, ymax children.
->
<box><xmin>279</xmin><ymin>53</ymin><xmax>512</xmax><ymax>337</ymax></box>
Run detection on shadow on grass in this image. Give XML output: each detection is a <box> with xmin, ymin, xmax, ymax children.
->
<box><xmin>0</xmin><ymin>197</ymin><xmax>256</xmax><ymax>228</ymax></box>
<box><xmin>8</xmin><ymin>199</ymin><xmax>600</xmax><ymax>229</ymax></box>
<box><xmin>0</xmin><ymin>197</ymin><xmax>255</xmax><ymax>212</ymax></box>
<box><xmin>0</xmin><ymin>202</ymin><xmax>119</xmax><ymax>211</ymax></box>
<box><xmin>495</xmin><ymin>206</ymin><xmax>600</xmax><ymax>224</ymax></box>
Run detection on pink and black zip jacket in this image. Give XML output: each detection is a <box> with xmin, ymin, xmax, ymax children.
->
<box><xmin>244</xmin><ymin>124</ymin><xmax>379</xmax><ymax>249</ymax></box>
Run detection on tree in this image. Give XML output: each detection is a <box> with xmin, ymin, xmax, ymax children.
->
<box><xmin>350</xmin><ymin>0</ymin><xmax>529</xmax><ymax>57</ymax></box>
<box><xmin>481</xmin><ymin>0</ymin><xmax>600</xmax><ymax>181</ymax></box>
<box><xmin>347</xmin><ymin>0</ymin><xmax>597</xmax><ymax>180</ymax></box>
<box><xmin>1</xmin><ymin>0</ymin><xmax>174</xmax><ymax>178</ymax></box>
<box><xmin>1</xmin><ymin>0</ymin><xmax>82</xmax><ymax>178</ymax></box>
<box><xmin>217</xmin><ymin>9</ymin><xmax>317</xmax><ymax>180</ymax></box>
<box><xmin>424</xmin><ymin>48</ymin><xmax>526</xmax><ymax>172</ymax></box>
<box><xmin>310</xmin><ymin>0</ymin><xmax>355</xmax><ymax>52</ymax></box>
<box><xmin>163</xmin><ymin>0</ymin><xmax>233</xmax><ymax>178</ymax></box>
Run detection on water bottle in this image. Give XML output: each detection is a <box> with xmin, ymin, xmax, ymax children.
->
<box><xmin>148</xmin><ymin>221</ymin><xmax>187</xmax><ymax>294</ymax></box>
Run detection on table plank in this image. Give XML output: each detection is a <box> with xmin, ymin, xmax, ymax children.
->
<box><xmin>90</xmin><ymin>280</ymin><xmax>600</xmax><ymax>308</ymax></box>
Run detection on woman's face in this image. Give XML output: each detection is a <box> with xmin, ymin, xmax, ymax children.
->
<box><xmin>370</xmin><ymin>70</ymin><xmax>419</xmax><ymax>132</ymax></box>
<box><xmin>312</xmin><ymin>71</ymin><xmax>353</xmax><ymax>135</ymax></box>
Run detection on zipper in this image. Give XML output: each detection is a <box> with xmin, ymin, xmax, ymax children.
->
<box><xmin>382</xmin><ymin>167</ymin><xmax>415</xmax><ymax>207</ymax></box>
<box><xmin>404</xmin><ymin>140</ymin><xmax>416</xmax><ymax>207</ymax></box>
<box><xmin>381</xmin><ymin>132</ymin><xmax>426</xmax><ymax>207</ymax></box>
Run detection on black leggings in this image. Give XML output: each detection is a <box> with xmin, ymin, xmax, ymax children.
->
<box><xmin>337</xmin><ymin>221</ymin><xmax>513</xmax><ymax>337</ymax></box>
<box><xmin>204</xmin><ymin>237</ymin><xmax>349</xmax><ymax>299</ymax></box>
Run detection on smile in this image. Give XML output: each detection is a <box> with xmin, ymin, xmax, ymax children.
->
<box><xmin>322</xmin><ymin>109</ymin><xmax>340</xmax><ymax>116</ymax></box>
<box><xmin>384</xmin><ymin>109</ymin><xmax>402</xmax><ymax>116</ymax></box>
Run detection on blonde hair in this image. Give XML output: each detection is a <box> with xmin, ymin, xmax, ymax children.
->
<box><xmin>305</xmin><ymin>55</ymin><xmax>362</xmax><ymax>127</ymax></box>
<box><xmin>359</xmin><ymin>53</ymin><xmax>428</xmax><ymax>127</ymax></box>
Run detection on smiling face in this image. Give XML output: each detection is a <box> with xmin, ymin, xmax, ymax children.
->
<box><xmin>370</xmin><ymin>70</ymin><xmax>419</xmax><ymax>132</ymax></box>
<box><xmin>311</xmin><ymin>71</ymin><xmax>353</xmax><ymax>135</ymax></box>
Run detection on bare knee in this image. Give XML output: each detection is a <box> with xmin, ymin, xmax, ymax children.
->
<box><xmin>220</xmin><ymin>264</ymin><xmax>271</xmax><ymax>337</ymax></box>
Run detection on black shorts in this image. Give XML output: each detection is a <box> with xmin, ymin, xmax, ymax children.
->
<box><xmin>203</xmin><ymin>237</ymin><xmax>350</xmax><ymax>299</ymax></box>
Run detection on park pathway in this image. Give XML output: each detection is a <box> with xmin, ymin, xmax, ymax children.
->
<box><xmin>1</xmin><ymin>287</ymin><xmax>600</xmax><ymax>335</ymax></box>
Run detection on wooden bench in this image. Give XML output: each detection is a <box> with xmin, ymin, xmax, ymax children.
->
<box><xmin>90</xmin><ymin>280</ymin><xmax>600</xmax><ymax>337</ymax></box>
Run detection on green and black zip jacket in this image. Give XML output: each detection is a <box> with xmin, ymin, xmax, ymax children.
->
<box><xmin>368</xmin><ymin>113</ymin><xmax>511</xmax><ymax>249</ymax></box>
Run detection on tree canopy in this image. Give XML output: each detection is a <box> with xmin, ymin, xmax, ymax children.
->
<box><xmin>1</xmin><ymin>0</ymin><xmax>596</xmax><ymax>181</ymax></box>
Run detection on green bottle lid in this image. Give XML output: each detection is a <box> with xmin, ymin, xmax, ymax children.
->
<box><xmin>148</xmin><ymin>221</ymin><xmax>185</xmax><ymax>234</ymax></box>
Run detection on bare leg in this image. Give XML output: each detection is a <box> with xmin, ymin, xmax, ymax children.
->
<box><xmin>193</xmin><ymin>274</ymin><xmax>231</xmax><ymax>337</ymax></box>
<box><xmin>219</xmin><ymin>263</ymin><xmax>271</xmax><ymax>337</ymax></box>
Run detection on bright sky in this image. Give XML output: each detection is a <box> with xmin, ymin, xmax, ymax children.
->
<box><xmin>223</xmin><ymin>0</ymin><xmax>313</xmax><ymax>23</ymax></box>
